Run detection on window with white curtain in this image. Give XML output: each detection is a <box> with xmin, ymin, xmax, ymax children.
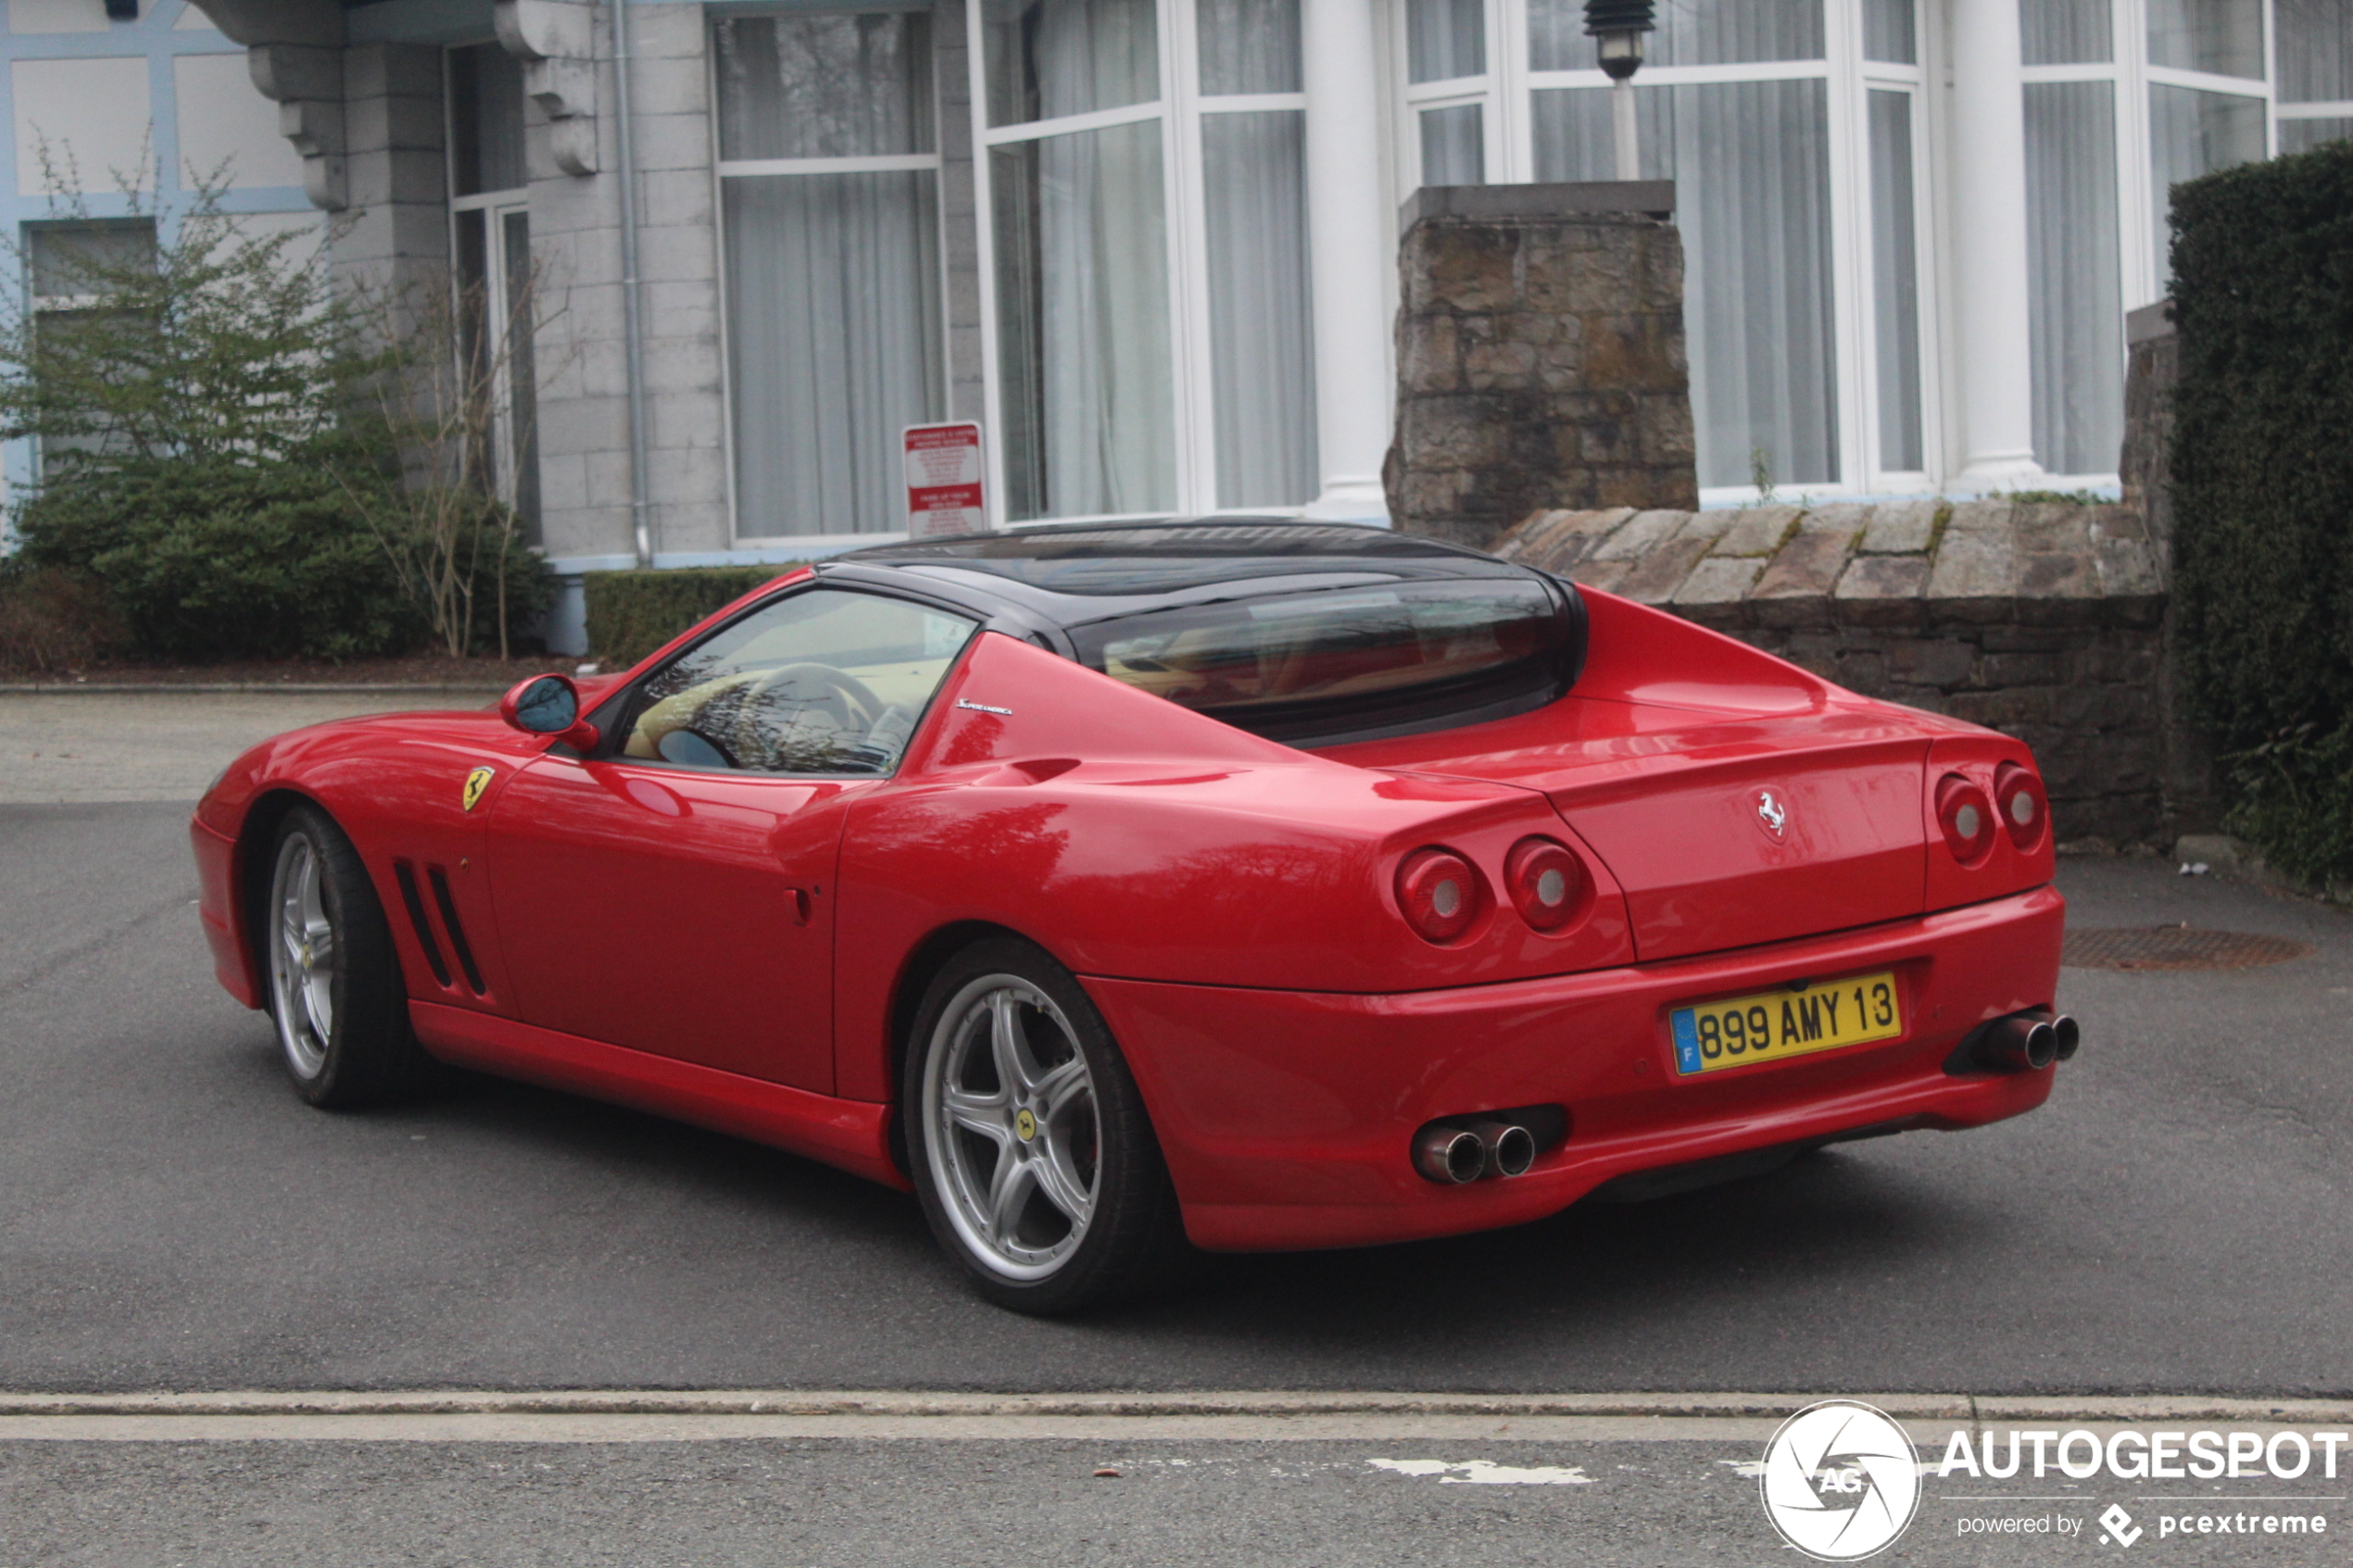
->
<box><xmin>1526</xmin><ymin>0</ymin><xmax>1841</xmax><ymax>491</ymax></box>
<box><xmin>2276</xmin><ymin>0</ymin><xmax>2353</xmax><ymax>151</ymax></box>
<box><xmin>2023</xmin><ymin>78</ymin><xmax>2123</xmax><ymax>476</ymax></box>
<box><xmin>714</xmin><ymin>12</ymin><xmax>944</xmax><ymax>537</ymax></box>
<box><xmin>2140</xmin><ymin>1</ymin><xmax>2271</xmax><ymax>277</ymax></box>
<box><xmin>981</xmin><ymin>0</ymin><xmax>1315</xmax><ymax>521</ymax></box>
<box><xmin>1404</xmin><ymin>0</ymin><xmax>1490</xmax><ymax>186</ymax></box>
<box><xmin>449</xmin><ymin>43</ymin><xmax>540</xmax><ymax>538</ymax></box>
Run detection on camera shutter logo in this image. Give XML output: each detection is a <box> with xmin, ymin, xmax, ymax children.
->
<box><xmin>1758</xmin><ymin>1400</ymin><xmax>1922</xmax><ymax>1561</ymax></box>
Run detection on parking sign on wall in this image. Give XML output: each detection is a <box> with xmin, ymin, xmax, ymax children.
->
<box><xmin>904</xmin><ymin>422</ymin><xmax>986</xmax><ymax>539</ymax></box>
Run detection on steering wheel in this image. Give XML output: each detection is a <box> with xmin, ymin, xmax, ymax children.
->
<box><xmin>733</xmin><ymin>662</ymin><xmax>885</xmax><ymax>769</ymax></box>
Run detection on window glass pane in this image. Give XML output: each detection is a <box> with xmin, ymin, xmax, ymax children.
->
<box><xmin>625</xmin><ymin>589</ymin><xmax>977</xmax><ymax>775</ymax></box>
<box><xmin>2020</xmin><ymin>0</ymin><xmax>2113</xmax><ymax>65</ymax></box>
<box><xmin>2280</xmin><ymin>116</ymin><xmax>2353</xmax><ymax>152</ymax></box>
<box><xmin>2024</xmin><ymin>80</ymin><xmax>2121</xmax><ymax>476</ymax></box>
<box><xmin>2275</xmin><ymin>0</ymin><xmax>2353</xmax><ymax>104</ymax></box>
<box><xmin>1529</xmin><ymin>0</ymin><xmax>1823</xmax><ymax>71</ymax></box>
<box><xmin>1867</xmin><ymin>90</ymin><xmax>1921</xmax><ymax>472</ymax></box>
<box><xmin>2146</xmin><ymin>0</ymin><xmax>2264</xmax><ymax>79</ymax></box>
<box><xmin>501</xmin><ymin>209</ymin><xmax>541</xmax><ymax>541</ymax></box>
<box><xmin>1407</xmin><ymin>0</ymin><xmax>1484</xmax><ymax>82</ymax></box>
<box><xmin>1532</xmin><ymin>81</ymin><xmax>1839</xmax><ymax>488</ymax></box>
<box><xmin>713</xmin><ymin>14</ymin><xmax>935</xmax><ymax>160</ymax></box>
<box><xmin>724</xmin><ymin>171</ymin><xmax>944</xmax><ymax>534</ymax></box>
<box><xmin>991</xmin><ymin>119</ymin><xmax>1175</xmax><ymax>520</ymax></box>
<box><xmin>448</xmin><ymin>43</ymin><xmax>525</xmax><ymax>196</ymax></box>
<box><xmin>1072</xmin><ymin>579</ymin><xmax>1571</xmax><ymax>744</ymax></box>
<box><xmin>1198</xmin><ymin>0</ymin><xmax>1300</xmax><ymax>94</ymax></box>
<box><xmin>985</xmin><ymin>0</ymin><xmax>1158</xmax><ymax>127</ymax></box>
<box><xmin>2149</xmin><ymin>83</ymin><xmax>2268</xmax><ymax>269</ymax></box>
<box><xmin>1418</xmin><ymin>103</ymin><xmax>1485</xmax><ymax>184</ymax></box>
<box><xmin>26</xmin><ymin>220</ymin><xmax>157</xmax><ymax>476</ymax></box>
<box><xmin>26</xmin><ymin>220</ymin><xmax>155</xmax><ymax>297</ymax></box>
<box><xmin>1863</xmin><ymin>0</ymin><xmax>1915</xmax><ymax>64</ymax></box>
<box><xmin>1202</xmin><ymin>110</ymin><xmax>1316</xmax><ymax>507</ymax></box>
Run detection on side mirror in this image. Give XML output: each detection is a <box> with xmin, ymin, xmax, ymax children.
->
<box><xmin>500</xmin><ymin>674</ymin><xmax>601</xmax><ymax>752</ymax></box>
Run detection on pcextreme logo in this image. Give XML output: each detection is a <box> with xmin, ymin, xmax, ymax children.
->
<box><xmin>1759</xmin><ymin>1400</ymin><xmax>1923</xmax><ymax>1561</ymax></box>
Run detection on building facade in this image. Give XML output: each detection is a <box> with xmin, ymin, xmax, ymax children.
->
<box><xmin>0</xmin><ymin>0</ymin><xmax>320</xmax><ymax>505</ymax></box>
<box><xmin>72</xmin><ymin>0</ymin><xmax>2353</xmax><ymax>613</ymax></box>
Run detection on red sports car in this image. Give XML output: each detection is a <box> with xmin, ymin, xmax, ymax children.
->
<box><xmin>192</xmin><ymin>521</ymin><xmax>2074</xmax><ymax>1311</ymax></box>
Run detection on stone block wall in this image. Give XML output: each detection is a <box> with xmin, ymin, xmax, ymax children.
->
<box><xmin>1386</xmin><ymin>182</ymin><xmax>1698</xmax><ymax>552</ymax></box>
<box><xmin>1497</xmin><ymin>500</ymin><xmax>2185</xmax><ymax>847</ymax></box>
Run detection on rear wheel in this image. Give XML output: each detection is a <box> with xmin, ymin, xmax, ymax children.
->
<box><xmin>905</xmin><ymin>937</ymin><xmax>1188</xmax><ymax>1312</ymax></box>
<box><xmin>264</xmin><ymin>804</ymin><xmax>433</xmax><ymax>1108</ymax></box>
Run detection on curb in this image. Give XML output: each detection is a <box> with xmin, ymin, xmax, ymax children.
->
<box><xmin>2</xmin><ymin>1390</ymin><xmax>2347</xmax><ymax>1423</ymax></box>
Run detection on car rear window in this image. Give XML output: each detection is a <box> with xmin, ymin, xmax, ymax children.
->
<box><xmin>1067</xmin><ymin>578</ymin><xmax>1579</xmax><ymax>745</ymax></box>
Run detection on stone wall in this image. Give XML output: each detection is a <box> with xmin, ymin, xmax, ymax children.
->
<box><xmin>1386</xmin><ymin>182</ymin><xmax>1697</xmax><ymax>552</ymax></box>
<box><xmin>1496</xmin><ymin>500</ymin><xmax>2183</xmax><ymax>847</ymax></box>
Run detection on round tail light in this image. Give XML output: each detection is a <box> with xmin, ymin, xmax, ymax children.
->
<box><xmin>1504</xmin><ymin>836</ymin><xmax>1588</xmax><ymax>932</ymax></box>
<box><xmin>1396</xmin><ymin>848</ymin><xmax>1479</xmax><ymax>944</ymax></box>
<box><xmin>1994</xmin><ymin>761</ymin><xmax>2047</xmax><ymax>849</ymax></box>
<box><xmin>1936</xmin><ymin>773</ymin><xmax>1996</xmax><ymax>865</ymax></box>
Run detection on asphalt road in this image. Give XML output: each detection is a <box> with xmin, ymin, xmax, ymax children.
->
<box><xmin>2</xmin><ymin>799</ymin><xmax>2347</xmax><ymax>1399</ymax></box>
<box><xmin>4</xmin><ymin>1433</ymin><xmax>2342</xmax><ymax>1568</ymax></box>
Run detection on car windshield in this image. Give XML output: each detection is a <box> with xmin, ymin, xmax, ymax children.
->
<box><xmin>1068</xmin><ymin>578</ymin><xmax>1574</xmax><ymax>745</ymax></box>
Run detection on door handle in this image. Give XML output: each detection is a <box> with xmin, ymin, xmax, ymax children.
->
<box><xmin>789</xmin><ymin>887</ymin><xmax>812</xmax><ymax>926</ymax></box>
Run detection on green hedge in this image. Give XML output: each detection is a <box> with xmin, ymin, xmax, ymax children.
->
<box><xmin>13</xmin><ymin>456</ymin><xmax>421</xmax><ymax>662</ymax></box>
<box><xmin>2171</xmin><ymin>141</ymin><xmax>2353</xmax><ymax>892</ymax></box>
<box><xmin>584</xmin><ymin>566</ymin><xmax>799</xmax><ymax>668</ymax></box>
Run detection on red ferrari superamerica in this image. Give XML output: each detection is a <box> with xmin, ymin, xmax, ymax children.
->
<box><xmin>192</xmin><ymin>521</ymin><xmax>2075</xmax><ymax>1311</ymax></box>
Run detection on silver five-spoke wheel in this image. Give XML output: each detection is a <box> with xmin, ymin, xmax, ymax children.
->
<box><xmin>269</xmin><ymin>829</ymin><xmax>337</xmax><ymax>1082</ymax></box>
<box><xmin>922</xmin><ymin>976</ymin><xmax>1101</xmax><ymax>1280</ymax></box>
<box><xmin>258</xmin><ymin>803</ymin><xmax>433</xmax><ymax>1108</ymax></box>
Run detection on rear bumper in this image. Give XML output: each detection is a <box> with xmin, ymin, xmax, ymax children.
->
<box><xmin>1085</xmin><ymin>884</ymin><xmax>2064</xmax><ymax>1252</ymax></box>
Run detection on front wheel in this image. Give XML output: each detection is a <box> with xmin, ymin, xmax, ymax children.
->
<box><xmin>904</xmin><ymin>937</ymin><xmax>1189</xmax><ymax>1313</ymax></box>
<box><xmin>264</xmin><ymin>804</ymin><xmax>434</xmax><ymax>1108</ymax></box>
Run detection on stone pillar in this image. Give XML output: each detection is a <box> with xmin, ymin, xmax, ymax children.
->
<box><xmin>1385</xmin><ymin>182</ymin><xmax>1696</xmax><ymax>552</ymax></box>
<box><xmin>525</xmin><ymin>2</ymin><xmax>729</xmax><ymax>565</ymax></box>
<box><xmin>334</xmin><ymin>45</ymin><xmax>447</xmax><ymax>303</ymax></box>
<box><xmin>1948</xmin><ymin>0</ymin><xmax>2043</xmax><ymax>488</ymax></box>
<box><xmin>1300</xmin><ymin>0</ymin><xmax>1392</xmax><ymax>518</ymax></box>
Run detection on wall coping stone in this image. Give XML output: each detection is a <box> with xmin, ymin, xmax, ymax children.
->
<box><xmin>1496</xmin><ymin>501</ymin><xmax>2165</xmax><ymax>633</ymax></box>
<box><xmin>1397</xmin><ymin>180</ymin><xmax>1677</xmax><ymax>228</ymax></box>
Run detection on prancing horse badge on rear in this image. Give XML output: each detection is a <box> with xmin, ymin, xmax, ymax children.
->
<box><xmin>462</xmin><ymin>766</ymin><xmax>496</xmax><ymax>812</ymax></box>
<box><xmin>1755</xmin><ymin>789</ymin><xmax>1789</xmax><ymax>840</ymax></box>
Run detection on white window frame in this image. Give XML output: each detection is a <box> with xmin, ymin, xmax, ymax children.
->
<box><xmin>446</xmin><ymin>46</ymin><xmax>537</xmax><ymax>521</ymax></box>
<box><xmin>711</xmin><ymin>7</ymin><xmax>953</xmax><ymax>551</ymax></box>
<box><xmin>1477</xmin><ymin>0</ymin><xmax>1879</xmax><ymax>504</ymax></box>
<box><xmin>967</xmin><ymin>0</ymin><xmax>1313</xmax><ymax>528</ymax></box>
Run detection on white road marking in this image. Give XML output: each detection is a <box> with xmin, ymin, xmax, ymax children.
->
<box><xmin>1369</xmin><ymin>1458</ymin><xmax>1593</xmax><ymax>1485</ymax></box>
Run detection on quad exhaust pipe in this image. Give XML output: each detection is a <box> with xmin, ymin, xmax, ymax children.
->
<box><xmin>1969</xmin><ymin>1009</ymin><xmax>2081</xmax><ymax>1073</ymax></box>
<box><xmin>1414</xmin><ymin>1118</ymin><xmax>1538</xmax><ymax>1184</ymax></box>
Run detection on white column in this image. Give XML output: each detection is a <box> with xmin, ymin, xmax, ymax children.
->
<box><xmin>1301</xmin><ymin>0</ymin><xmax>1393</xmax><ymax>519</ymax></box>
<box><xmin>1947</xmin><ymin>0</ymin><xmax>2044</xmax><ymax>488</ymax></box>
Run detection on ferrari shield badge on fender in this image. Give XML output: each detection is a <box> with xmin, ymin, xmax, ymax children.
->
<box><xmin>461</xmin><ymin>766</ymin><xmax>496</xmax><ymax>812</ymax></box>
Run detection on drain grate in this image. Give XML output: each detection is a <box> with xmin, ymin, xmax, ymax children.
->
<box><xmin>2063</xmin><ymin>925</ymin><xmax>2316</xmax><ymax>971</ymax></box>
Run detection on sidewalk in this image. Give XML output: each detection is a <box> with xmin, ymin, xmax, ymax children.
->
<box><xmin>0</xmin><ymin>689</ymin><xmax>501</xmax><ymax>804</ymax></box>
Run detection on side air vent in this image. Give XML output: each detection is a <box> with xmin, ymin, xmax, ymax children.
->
<box><xmin>426</xmin><ymin>867</ymin><xmax>486</xmax><ymax>995</ymax></box>
<box><xmin>393</xmin><ymin>861</ymin><xmax>452</xmax><ymax>988</ymax></box>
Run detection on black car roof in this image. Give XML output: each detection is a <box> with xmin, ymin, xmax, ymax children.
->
<box><xmin>821</xmin><ymin>518</ymin><xmax>1541</xmax><ymax>633</ymax></box>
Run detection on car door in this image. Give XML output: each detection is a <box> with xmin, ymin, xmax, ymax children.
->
<box><xmin>483</xmin><ymin>586</ymin><xmax>979</xmax><ymax>1093</ymax></box>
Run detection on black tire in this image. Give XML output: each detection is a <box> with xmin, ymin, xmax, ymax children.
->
<box><xmin>903</xmin><ymin>936</ymin><xmax>1190</xmax><ymax>1313</ymax></box>
<box><xmin>262</xmin><ymin>804</ymin><xmax>434</xmax><ymax>1109</ymax></box>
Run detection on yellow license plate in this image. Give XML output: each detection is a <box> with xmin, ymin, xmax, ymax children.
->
<box><xmin>1668</xmin><ymin>971</ymin><xmax>1902</xmax><ymax>1075</ymax></box>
